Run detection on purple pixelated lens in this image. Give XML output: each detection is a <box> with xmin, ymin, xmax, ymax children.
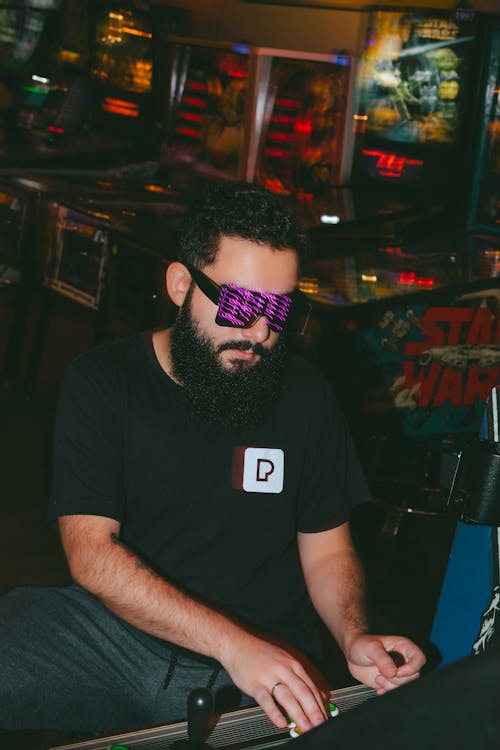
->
<box><xmin>216</xmin><ymin>284</ymin><xmax>292</xmax><ymax>332</ymax></box>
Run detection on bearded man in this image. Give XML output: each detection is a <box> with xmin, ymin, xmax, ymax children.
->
<box><xmin>0</xmin><ymin>182</ymin><xmax>425</xmax><ymax>736</ymax></box>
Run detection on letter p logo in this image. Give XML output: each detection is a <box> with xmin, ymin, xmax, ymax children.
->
<box><xmin>242</xmin><ymin>448</ymin><xmax>284</xmax><ymax>493</ymax></box>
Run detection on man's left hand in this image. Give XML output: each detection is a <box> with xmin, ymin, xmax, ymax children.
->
<box><xmin>345</xmin><ymin>634</ymin><xmax>426</xmax><ymax>694</ymax></box>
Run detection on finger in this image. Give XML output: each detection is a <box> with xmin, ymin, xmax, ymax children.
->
<box><xmin>395</xmin><ymin>649</ymin><xmax>427</xmax><ymax>676</ymax></box>
<box><xmin>270</xmin><ymin>681</ymin><xmax>327</xmax><ymax>732</ymax></box>
<box><xmin>375</xmin><ymin>670</ymin><xmax>420</xmax><ymax>692</ymax></box>
<box><xmin>364</xmin><ymin>642</ymin><xmax>399</xmax><ymax>679</ymax></box>
<box><xmin>290</xmin><ymin>664</ymin><xmax>329</xmax><ymax>717</ymax></box>
<box><xmin>255</xmin><ymin>687</ymin><xmax>289</xmax><ymax>730</ymax></box>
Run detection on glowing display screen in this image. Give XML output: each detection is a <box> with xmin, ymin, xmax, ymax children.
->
<box><xmin>360</xmin><ymin>148</ymin><xmax>424</xmax><ymax>183</ymax></box>
<box><xmin>357</xmin><ymin>9</ymin><xmax>477</xmax><ymax>146</ymax></box>
<box><xmin>91</xmin><ymin>8</ymin><xmax>153</xmax><ymax>94</ymax></box>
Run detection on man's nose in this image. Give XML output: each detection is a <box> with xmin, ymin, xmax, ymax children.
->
<box><xmin>246</xmin><ymin>316</ymin><xmax>272</xmax><ymax>343</ymax></box>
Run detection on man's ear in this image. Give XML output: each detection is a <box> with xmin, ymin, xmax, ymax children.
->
<box><xmin>166</xmin><ymin>262</ymin><xmax>192</xmax><ymax>307</ymax></box>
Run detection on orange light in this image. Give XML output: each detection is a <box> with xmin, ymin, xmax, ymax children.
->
<box><xmin>122</xmin><ymin>26</ymin><xmax>152</xmax><ymax>39</ymax></box>
<box><xmin>103</xmin><ymin>97</ymin><xmax>140</xmax><ymax>118</ymax></box>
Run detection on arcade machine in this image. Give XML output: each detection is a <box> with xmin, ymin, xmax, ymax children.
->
<box><xmin>469</xmin><ymin>19</ymin><xmax>500</xmax><ymax>238</ymax></box>
<box><xmin>160</xmin><ymin>36</ymin><xmax>253</xmax><ymax>189</ymax></box>
<box><xmin>244</xmin><ymin>46</ymin><xmax>354</xmax><ymax>195</ymax></box>
<box><xmin>0</xmin><ymin>0</ymin><xmax>190</xmax><ymax>169</ymax></box>
<box><xmin>240</xmin><ymin>45</ymin><xmax>358</xmax><ymax>236</ymax></box>
<box><xmin>20</xmin><ymin>192</ymin><xmax>185</xmax><ymax>393</ymax></box>
<box><xmin>426</xmin><ymin>19</ymin><xmax>500</xmax><ymax>669</ymax></box>
<box><xmin>295</xmin><ymin>233</ymin><xmax>500</xmax><ymax>641</ymax></box>
<box><xmin>0</xmin><ymin>174</ymin><xmax>174</xmax><ymax>384</ymax></box>
<box><xmin>349</xmin><ymin>7</ymin><xmax>482</xmax><ymax>226</ymax></box>
<box><xmin>47</xmin><ymin>684</ymin><xmax>377</xmax><ymax>750</ymax></box>
<box><xmin>9</xmin><ymin>36</ymin><xmax>255</xmax><ymax>389</ymax></box>
<box><xmin>0</xmin><ymin>2</ymin><xmax>191</xmax><ymax>383</ymax></box>
<box><xmin>254</xmin><ymin>7</ymin><xmax>485</xmax><ymax>246</ymax></box>
<box><xmin>0</xmin><ymin>0</ymin><xmax>62</xmax><ymax>149</ymax></box>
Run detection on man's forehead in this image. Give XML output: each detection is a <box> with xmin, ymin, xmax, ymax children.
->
<box><xmin>210</xmin><ymin>236</ymin><xmax>298</xmax><ymax>288</ymax></box>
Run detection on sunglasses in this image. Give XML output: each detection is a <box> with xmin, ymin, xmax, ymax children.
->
<box><xmin>185</xmin><ymin>263</ymin><xmax>310</xmax><ymax>335</ymax></box>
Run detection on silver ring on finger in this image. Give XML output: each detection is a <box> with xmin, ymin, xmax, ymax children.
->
<box><xmin>271</xmin><ymin>682</ymin><xmax>284</xmax><ymax>698</ymax></box>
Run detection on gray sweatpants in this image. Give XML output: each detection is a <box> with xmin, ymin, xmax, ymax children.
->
<box><xmin>0</xmin><ymin>584</ymin><xmax>251</xmax><ymax>734</ymax></box>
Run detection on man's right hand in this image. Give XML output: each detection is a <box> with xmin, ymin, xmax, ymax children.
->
<box><xmin>59</xmin><ymin>515</ymin><xmax>329</xmax><ymax>733</ymax></box>
<box><xmin>219</xmin><ymin>631</ymin><xmax>329</xmax><ymax>732</ymax></box>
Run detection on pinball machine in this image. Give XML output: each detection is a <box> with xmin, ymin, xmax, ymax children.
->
<box><xmin>0</xmin><ymin>1</ymin><xmax>190</xmax><ymax>382</ymax></box>
<box><xmin>10</xmin><ymin>34</ymin><xmax>260</xmax><ymax>383</ymax></box>
<box><xmin>0</xmin><ymin>0</ymin><xmax>190</xmax><ymax>169</ymax></box>
<box><xmin>158</xmin><ymin>35</ymin><xmax>254</xmax><ymax>191</ymax></box>
<box><xmin>426</xmin><ymin>18</ymin><xmax>500</xmax><ymax>670</ymax></box>
<box><xmin>19</xmin><ymin>192</ymin><xmax>185</xmax><ymax>391</ymax></box>
<box><xmin>292</xmin><ymin>231</ymin><xmax>500</xmax><ymax>642</ymax></box>
<box><xmin>251</xmin><ymin>7</ymin><xmax>485</xmax><ymax>245</ymax></box>
<box><xmin>46</xmin><ymin>684</ymin><xmax>376</xmax><ymax>750</ymax></box>
<box><xmin>244</xmin><ymin>46</ymin><xmax>354</xmax><ymax>195</ymax></box>
<box><xmin>345</xmin><ymin>6</ymin><xmax>484</xmax><ymax>240</ymax></box>
<box><xmin>469</xmin><ymin>18</ymin><xmax>500</xmax><ymax>238</ymax></box>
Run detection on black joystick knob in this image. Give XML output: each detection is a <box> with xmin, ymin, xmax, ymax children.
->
<box><xmin>187</xmin><ymin>687</ymin><xmax>214</xmax><ymax>750</ymax></box>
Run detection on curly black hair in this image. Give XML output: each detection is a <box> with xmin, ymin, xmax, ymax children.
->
<box><xmin>177</xmin><ymin>181</ymin><xmax>308</xmax><ymax>268</ymax></box>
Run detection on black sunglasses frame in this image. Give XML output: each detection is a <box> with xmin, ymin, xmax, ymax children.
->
<box><xmin>184</xmin><ymin>262</ymin><xmax>311</xmax><ymax>335</ymax></box>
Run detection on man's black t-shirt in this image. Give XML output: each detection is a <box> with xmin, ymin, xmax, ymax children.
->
<box><xmin>48</xmin><ymin>332</ymin><xmax>370</xmax><ymax>662</ymax></box>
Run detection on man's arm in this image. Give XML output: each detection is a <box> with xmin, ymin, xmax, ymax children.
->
<box><xmin>59</xmin><ymin>514</ymin><xmax>328</xmax><ymax>730</ymax></box>
<box><xmin>298</xmin><ymin>522</ymin><xmax>426</xmax><ymax>693</ymax></box>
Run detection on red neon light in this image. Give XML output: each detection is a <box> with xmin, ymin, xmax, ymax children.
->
<box><xmin>380</xmin><ymin>170</ymin><xmax>403</xmax><ymax>179</ymax></box>
<box><xmin>276</xmin><ymin>98</ymin><xmax>300</xmax><ymax>109</ymax></box>
<box><xmin>399</xmin><ymin>272</ymin><xmax>416</xmax><ymax>284</ymax></box>
<box><xmin>380</xmin><ymin>246</ymin><xmax>403</xmax><ymax>256</ymax></box>
<box><xmin>227</xmin><ymin>68</ymin><xmax>246</xmax><ymax>78</ymax></box>
<box><xmin>295</xmin><ymin>119</ymin><xmax>312</xmax><ymax>136</ymax></box>
<box><xmin>178</xmin><ymin>112</ymin><xmax>204</xmax><ymax>123</ymax></box>
<box><xmin>186</xmin><ymin>82</ymin><xmax>207</xmax><ymax>91</ymax></box>
<box><xmin>48</xmin><ymin>125</ymin><xmax>64</xmax><ymax>134</ymax></box>
<box><xmin>175</xmin><ymin>126</ymin><xmax>201</xmax><ymax>138</ymax></box>
<box><xmin>268</xmin><ymin>132</ymin><xmax>295</xmax><ymax>142</ymax></box>
<box><xmin>182</xmin><ymin>96</ymin><xmax>207</xmax><ymax>108</ymax></box>
<box><xmin>363</xmin><ymin>149</ymin><xmax>424</xmax><ymax>169</ymax></box>
<box><xmin>218</xmin><ymin>62</ymin><xmax>246</xmax><ymax>78</ymax></box>
<box><xmin>272</xmin><ymin>115</ymin><xmax>295</xmax><ymax>125</ymax></box>
<box><xmin>265</xmin><ymin>148</ymin><xmax>291</xmax><ymax>159</ymax></box>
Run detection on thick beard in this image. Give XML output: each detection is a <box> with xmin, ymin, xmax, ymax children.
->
<box><xmin>170</xmin><ymin>294</ymin><xmax>289</xmax><ymax>428</ymax></box>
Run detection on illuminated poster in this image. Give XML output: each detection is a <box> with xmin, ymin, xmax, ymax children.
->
<box><xmin>359</xmin><ymin>288</ymin><xmax>500</xmax><ymax>437</ymax></box>
<box><xmin>358</xmin><ymin>10</ymin><xmax>476</xmax><ymax>146</ymax></box>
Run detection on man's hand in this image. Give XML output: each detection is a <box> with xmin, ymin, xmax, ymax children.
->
<box><xmin>220</xmin><ymin>631</ymin><xmax>329</xmax><ymax>733</ymax></box>
<box><xmin>345</xmin><ymin>634</ymin><xmax>426</xmax><ymax>694</ymax></box>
